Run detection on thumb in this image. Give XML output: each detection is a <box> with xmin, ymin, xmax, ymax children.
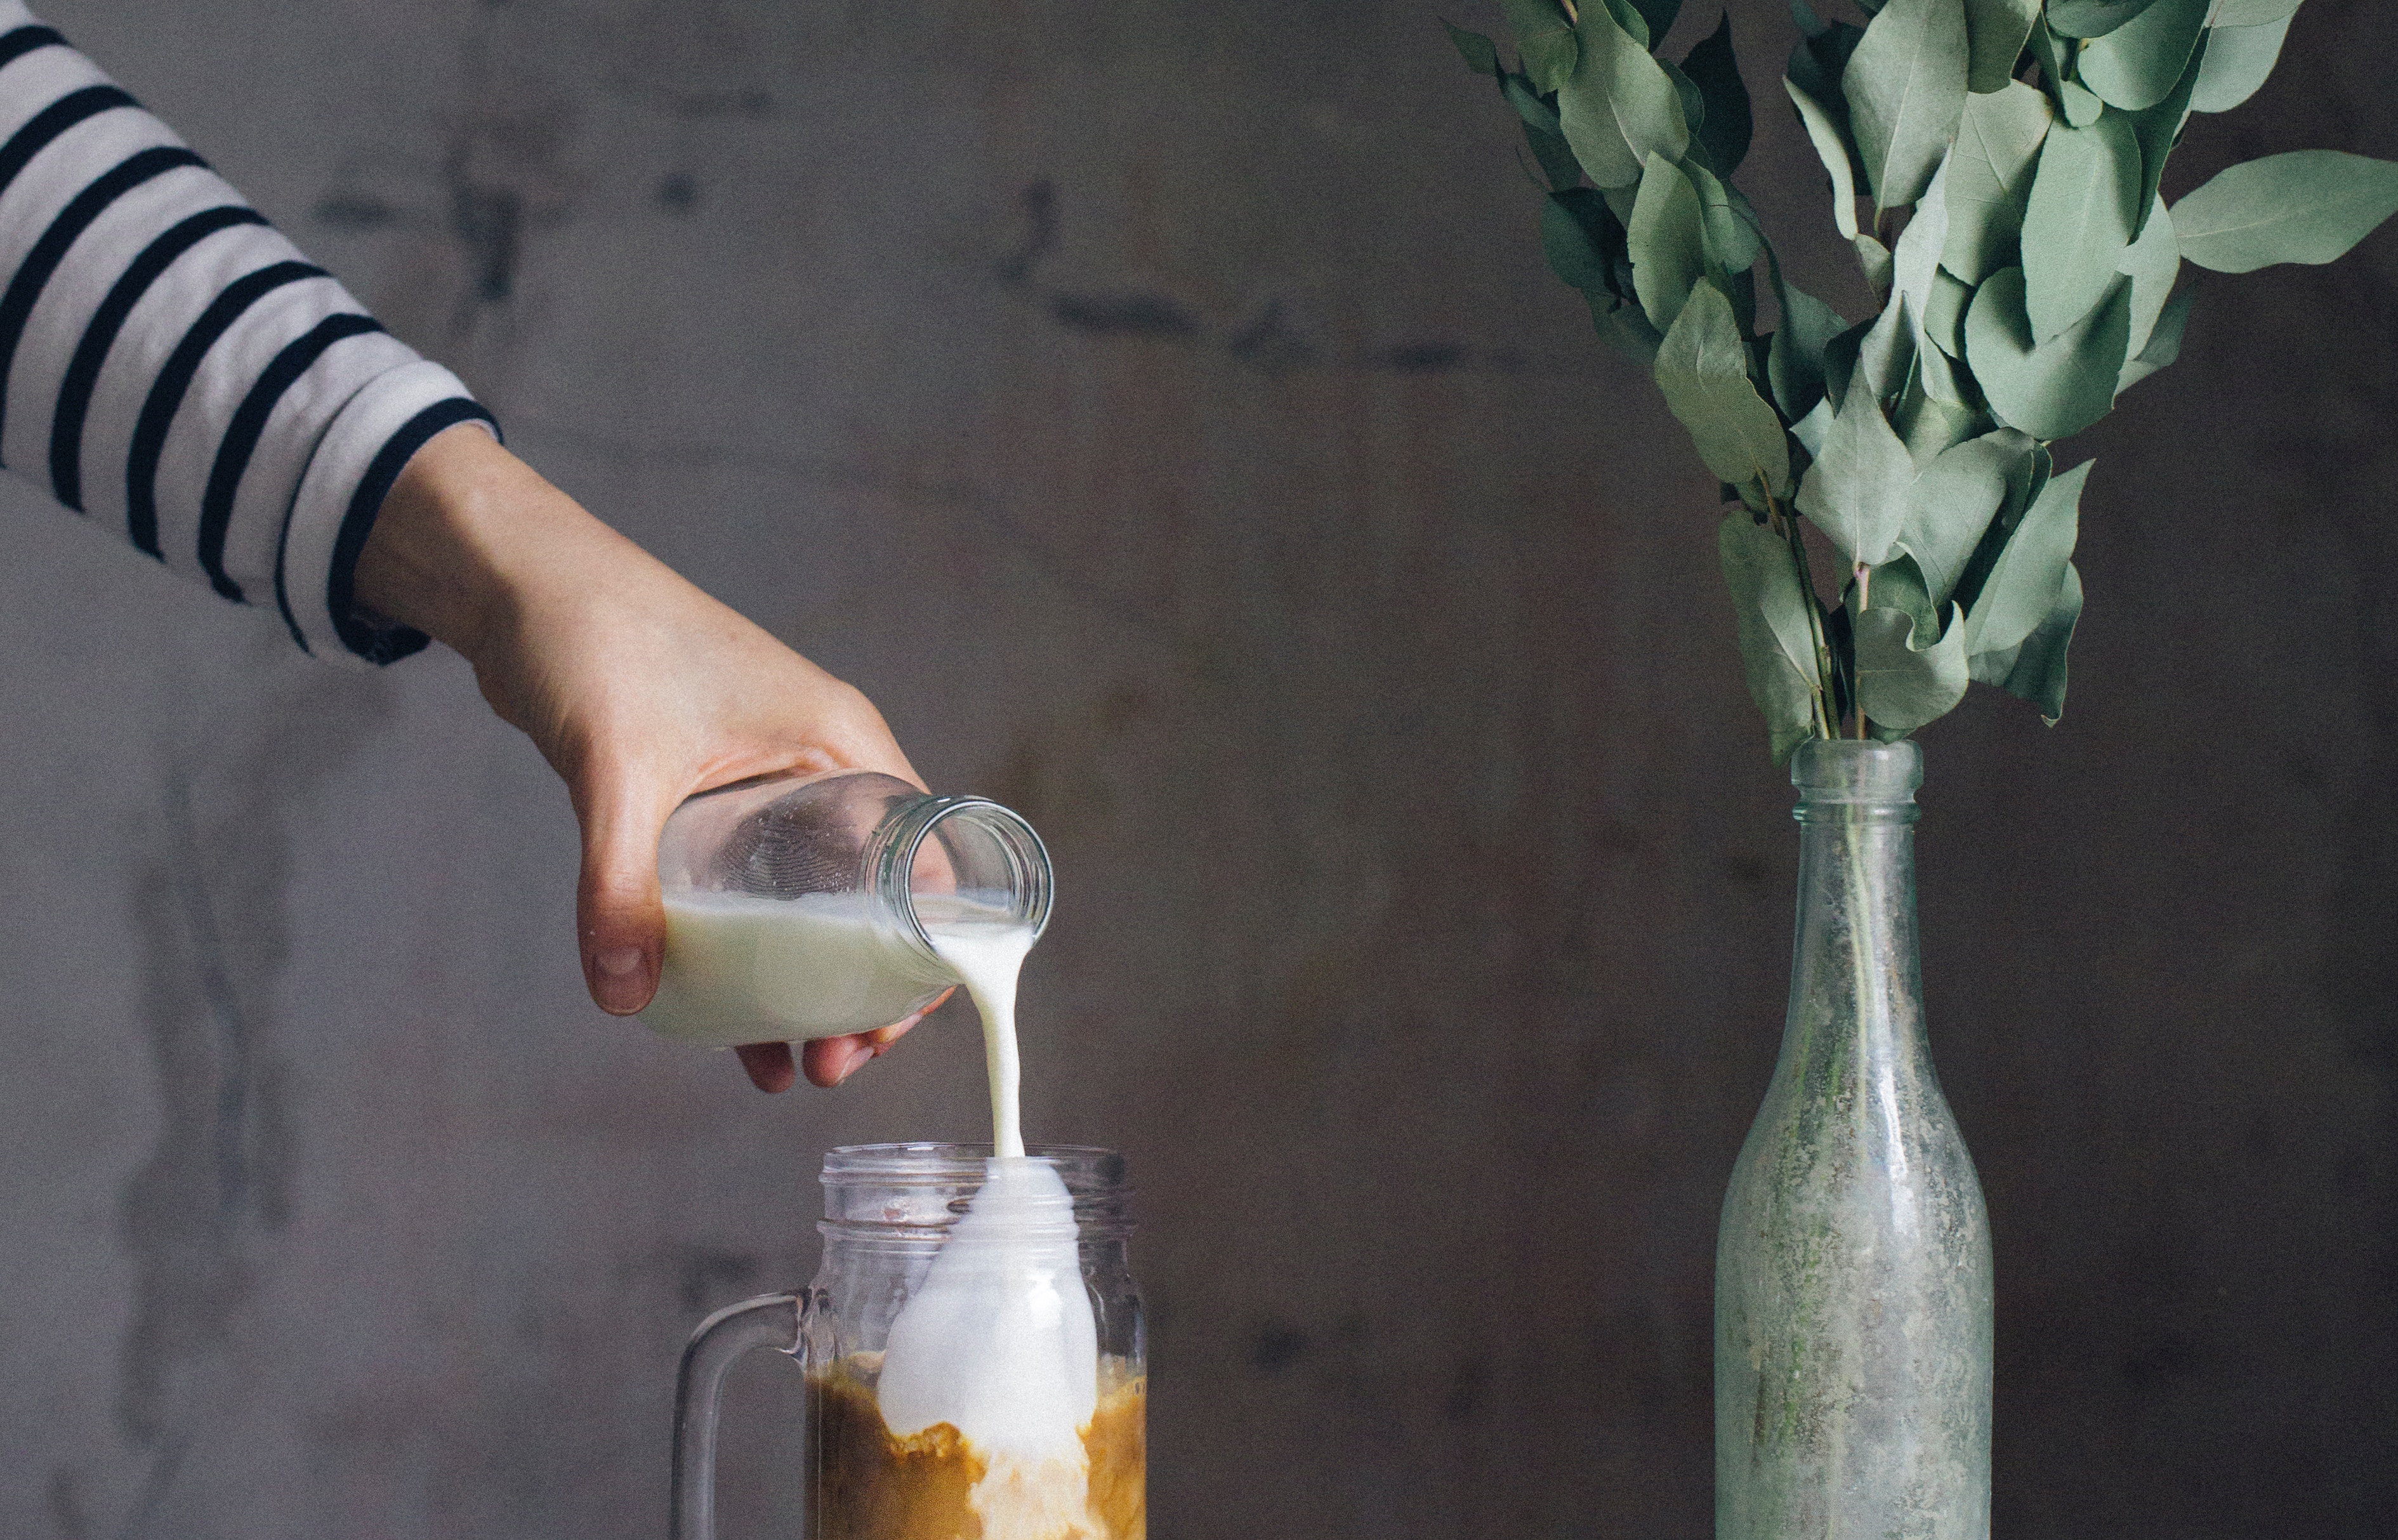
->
<box><xmin>577</xmin><ymin>777</ymin><xmax>673</xmax><ymax>1015</ymax></box>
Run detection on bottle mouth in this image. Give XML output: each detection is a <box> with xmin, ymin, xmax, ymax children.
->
<box><xmin>867</xmin><ymin>798</ymin><xmax>1055</xmax><ymax>951</ymax></box>
<box><xmin>819</xmin><ymin>1142</ymin><xmax>1131</xmax><ymax>1239</ymax></box>
<box><xmin>1790</xmin><ymin>739</ymin><xmax>1924</xmax><ymax>808</ymax></box>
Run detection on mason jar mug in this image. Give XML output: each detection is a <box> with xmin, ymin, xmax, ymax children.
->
<box><xmin>671</xmin><ymin>1143</ymin><xmax>1145</xmax><ymax>1540</ymax></box>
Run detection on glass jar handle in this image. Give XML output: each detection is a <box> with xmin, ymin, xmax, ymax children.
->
<box><xmin>669</xmin><ymin>1293</ymin><xmax>803</xmax><ymax>1540</ymax></box>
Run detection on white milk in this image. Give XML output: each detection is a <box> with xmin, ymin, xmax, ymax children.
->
<box><xmin>877</xmin><ymin>905</ymin><xmax>1100</xmax><ymax>1537</ymax></box>
<box><xmin>921</xmin><ymin>905</ymin><xmax>1037</xmax><ymax>1159</ymax></box>
<box><xmin>643</xmin><ymin>891</ymin><xmax>991</xmax><ymax>1049</ymax></box>
<box><xmin>874</xmin><ymin>1158</ymin><xmax>1098</xmax><ymax>1453</ymax></box>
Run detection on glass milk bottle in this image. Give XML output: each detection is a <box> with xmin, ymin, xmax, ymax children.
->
<box><xmin>1715</xmin><ymin>740</ymin><xmax>1993</xmax><ymax>1539</ymax></box>
<box><xmin>671</xmin><ymin>1143</ymin><xmax>1145</xmax><ymax>1540</ymax></box>
<box><xmin>642</xmin><ymin>770</ymin><xmax>1053</xmax><ymax>1048</ymax></box>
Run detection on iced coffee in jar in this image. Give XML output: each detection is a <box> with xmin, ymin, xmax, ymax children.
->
<box><xmin>673</xmin><ymin>1143</ymin><xmax>1144</xmax><ymax>1540</ymax></box>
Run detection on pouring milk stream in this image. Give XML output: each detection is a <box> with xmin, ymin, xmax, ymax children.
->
<box><xmin>645</xmin><ymin>770</ymin><xmax>1103</xmax><ymax>1536</ymax></box>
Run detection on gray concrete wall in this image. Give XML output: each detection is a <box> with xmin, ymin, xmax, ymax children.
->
<box><xmin>1</xmin><ymin>1</ymin><xmax>2392</xmax><ymax>1536</ymax></box>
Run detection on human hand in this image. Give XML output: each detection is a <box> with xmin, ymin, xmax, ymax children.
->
<box><xmin>355</xmin><ymin>424</ymin><xmax>939</xmax><ymax>1090</ymax></box>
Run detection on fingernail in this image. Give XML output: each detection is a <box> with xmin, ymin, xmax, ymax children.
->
<box><xmin>595</xmin><ymin>946</ymin><xmax>644</xmax><ymax>978</ymax></box>
<box><xmin>835</xmin><ymin>1040</ymin><xmax>878</xmax><ymax>1084</ymax></box>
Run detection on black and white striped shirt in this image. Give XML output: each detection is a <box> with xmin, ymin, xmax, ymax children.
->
<box><xmin>0</xmin><ymin>3</ymin><xmax>491</xmax><ymax>666</ymax></box>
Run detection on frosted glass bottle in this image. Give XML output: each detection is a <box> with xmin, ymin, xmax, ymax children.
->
<box><xmin>1715</xmin><ymin>740</ymin><xmax>1993</xmax><ymax>1539</ymax></box>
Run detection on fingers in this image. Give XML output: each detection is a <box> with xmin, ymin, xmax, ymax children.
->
<box><xmin>735</xmin><ymin>1041</ymin><xmax>798</xmax><ymax>1094</ymax></box>
<box><xmin>793</xmin><ymin>997</ymin><xmax>940</xmax><ymax>1089</ymax></box>
<box><xmin>577</xmin><ymin>780</ymin><xmax>674</xmax><ymax>1015</ymax></box>
<box><xmin>800</xmin><ymin>1036</ymin><xmax>876</xmax><ymax>1088</ymax></box>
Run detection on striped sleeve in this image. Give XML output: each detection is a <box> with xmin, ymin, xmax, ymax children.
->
<box><xmin>0</xmin><ymin>5</ymin><xmax>496</xmax><ymax>665</ymax></box>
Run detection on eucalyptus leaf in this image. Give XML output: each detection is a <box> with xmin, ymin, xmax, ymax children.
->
<box><xmin>2171</xmin><ymin>150</ymin><xmax>2398</xmax><ymax>273</ymax></box>
<box><xmin>2027</xmin><ymin>15</ymin><xmax>2076</xmax><ymax>100</ymax></box>
<box><xmin>1788</xmin><ymin>13</ymin><xmax>1867</xmax><ymax>144</ymax></box>
<box><xmin>1941</xmin><ymin>81</ymin><xmax>2053</xmax><ymax>284</ymax></box>
<box><xmin>1661</xmin><ymin>56</ymin><xmax>1709</xmax><ymax>144</ymax></box>
<box><xmin>2076</xmin><ymin>0</ymin><xmax>2208</xmax><ymax>112</ymax></box>
<box><xmin>1543</xmin><ymin>188</ymin><xmax>1628</xmax><ymax>296</ymax></box>
<box><xmin>1892</xmin><ymin>156</ymin><xmax>1953</xmax><ymax>353</ymax></box>
<box><xmin>1964</xmin><ymin>458</ymin><xmax>2090</xmax><ymax>654</ymax></box>
<box><xmin>1793</xmin><ymin>395</ymin><xmax>1835</xmax><ymax>457</ymax></box>
<box><xmin>1968</xmin><ymin>638</ymin><xmax>2021</xmax><ymax>685</ymax></box>
<box><xmin>1854</xmin><ymin>599</ymin><xmax>1970</xmax><ymax>732</ymax></box>
<box><xmin>1785</xmin><ymin>78</ymin><xmax>1862</xmax><ymax>241</ymax></box>
<box><xmin>2211</xmin><ymin>0</ymin><xmax>2303</xmax><ymax>26</ymax></box>
<box><xmin>1965</xmin><ymin>267</ymin><xmax>2133</xmax><ymax>440</ymax></box>
<box><xmin>1446</xmin><ymin>21</ymin><xmax>1503</xmax><ymax>77</ymax></box>
<box><xmin>2118</xmin><ymin>284</ymin><xmax>2192</xmax><ymax>392</ymax></box>
<box><xmin>1726</xmin><ymin>265</ymin><xmax>1762</xmax><ymax>339</ymax></box>
<box><xmin>1525</xmin><ymin>121</ymin><xmax>1586</xmax><ymax>192</ymax></box>
<box><xmin>2190</xmin><ymin>16</ymin><xmax>2293</xmax><ymax>114</ymax></box>
<box><xmin>1598</xmin><ymin>0</ymin><xmax>1652</xmax><ymax>49</ymax></box>
<box><xmin>1949</xmin><ymin>439</ymin><xmax>2046</xmax><ymax>615</ymax></box>
<box><xmin>1588</xmin><ymin>290</ymin><xmax>1667</xmax><ymax>365</ymax></box>
<box><xmin>1557</xmin><ymin>2</ymin><xmax>1693</xmax><ymax>189</ymax></box>
<box><xmin>1684</xmin><ymin>159</ymin><xmax>1765</xmax><ymax>275</ymax></box>
<box><xmin>1909</xmin><ymin>331</ymin><xmax>1966</xmax><ymax>410</ymax></box>
<box><xmin>1796</xmin><ymin>367</ymin><xmax>1917</xmax><ymax>569</ymax></box>
<box><xmin>1656</xmin><ymin>280</ymin><xmax>1795</xmax><ymax>498</ymax></box>
<box><xmin>1628</xmin><ymin>0</ymin><xmax>1683</xmax><ymax>44</ymax></box>
<box><xmin>1501</xmin><ymin>0</ymin><xmax>1581</xmax><ymax>93</ymax></box>
<box><xmin>1892</xmin><ymin>157</ymin><xmax>1951</xmax><ymax>310</ymax></box>
<box><xmin>1629</xmin><ymin>153</ymin><xmax>1711</xmax><ymax>332</ymax></box>
<box><xmin>1963</xmin><ymin>0</ymin><xmax>2040</xmax><ymax>95</ymax></box>
<box><xmin>2022</xmin><ymin>111</ymin><xmax>2140</xmax><ymax>341</ymax></box>
<box><xmin>2123</xmin><ymin>34</ymin><xmax>2206</xmax><ymax>239</ymax></box>
<box><xmin>2058</xmin><ymin>78</ymin><xmax>2105</xmax><ymax>128</ymax></box>
<box><xmin>1861</xmin><ymin>550</ymin><xmax>1937</xmax><ymax>636</ymax></box>
<box><xmin>2046</xmin><ymin>0</ymin><xmax>2164</xmax><ymax>40</ymax></box>
<box><xmin>1854</xmin><ymin>290</ymin><xmax>1917</xmax><ymax>400</ymax></box>
<box><xmin>1925</xmin><ymin>269</ymin><xmax>1974</xmax><ymax>355</ymax></box>
<box><xmin>1843</xmin><ymin>0</ymin><xmax>1970</xmax><ymax>209</ymax></box>
<box><xmin>1503</xmin><ymin>74</ymin><xmax>1564</xmax><ymax>135</ymax></box>
<box><xmin>1821</xmin><ymin>313</ymin><xmax>1866</xmax><ymax>405</ymax></box>
<box><xmin>1720</xmin><ymin>513</ymin><xmax>1827</xmax><ymax>761</ymax></box>
<box><xmin>2118</xmin><ymin>192</ymin><xmax>2180</xmax><ymax>362</ymax></box>
<box><xmin>1768</xmin><ymin>260</ymin><xmax>1849</xmax><ymax>421</ymax></box>
<box><xmin>1855</xmin><ymin>231</ymin><xmax>1896</xmax><ymax>293</ymax></box>
<box><xmin>1897</xmin><ymin>430</ymin><xmax>2027</xmax><ymax>605</ymax></box>
<box><xmin>1913</xmin><ymin>312</ymin><xmax>1972</xmax><ymax>409</ymax></box>
<box><xmin>1996</xmin><ymin>562</ymin><xmax>2083</xmax><ymax>723</ymax></box>
<box><xmin>1894</xmin><ymin>367</ymin><xmax>1985</xmax><ymax>460</ymax></box>
<box><xmin>1683</xmin><ymin>12</ymin><xmax>1754</xmax><ymax>176</ymax></box>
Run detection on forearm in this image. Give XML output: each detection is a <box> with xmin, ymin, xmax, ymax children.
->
<box><xmin>0</xmin><ymin>6</ymin><xmax>489</xmax><ymax>662</ymax></box>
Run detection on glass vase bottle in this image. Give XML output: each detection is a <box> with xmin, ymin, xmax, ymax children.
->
<box><xmin>1715</xmin><ymin>740</ymin><xmax>1993</xmax><ymax>1539</ymax></box>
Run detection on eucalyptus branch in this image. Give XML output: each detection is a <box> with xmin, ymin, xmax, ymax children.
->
<box><xmin>1447</xmin><ymin>0</ymin><xmax>2398</xmax><ymax>762</ymax></box>
<box><xmin>1769</xmin><ymin>485</ymin><xmax>1835</xmax><ymax>742</ymax></box>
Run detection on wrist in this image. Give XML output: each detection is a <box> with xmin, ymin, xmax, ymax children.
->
<box><xmin>355</xmin><ymin>424</ymin><xmax>601</xmax><ymax>670</ymax></box>
<box><xmin>353</xmin><ymin>423</ymin><xmax>512</xmax><ymax>659</ymax></box>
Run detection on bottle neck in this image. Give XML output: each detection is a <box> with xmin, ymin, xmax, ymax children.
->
<box><xmin>1777</xmin><ymin>742</ymin><xmax>1929</xmax><ymax>1083</ymax></box>
<box><xmin>862</xmin><ymin>795</ymin><xmax>1055</xmax><ymax>959</ymax></box>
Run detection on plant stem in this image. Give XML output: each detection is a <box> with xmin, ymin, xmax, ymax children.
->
<box><xmin>1775</xmin><ymin>494</ymin><xmax>1836</xmax><ymax>742</ymax></box>
<box><xmin>1853</xmin><ymin>562</ymin><xmax>1872</xmax><ymax>739</ymax></box>
<box><xmin>1843</xmin><ymin>800</ymin><xmax>1881</xmax><ymax>1079</ymax></box>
